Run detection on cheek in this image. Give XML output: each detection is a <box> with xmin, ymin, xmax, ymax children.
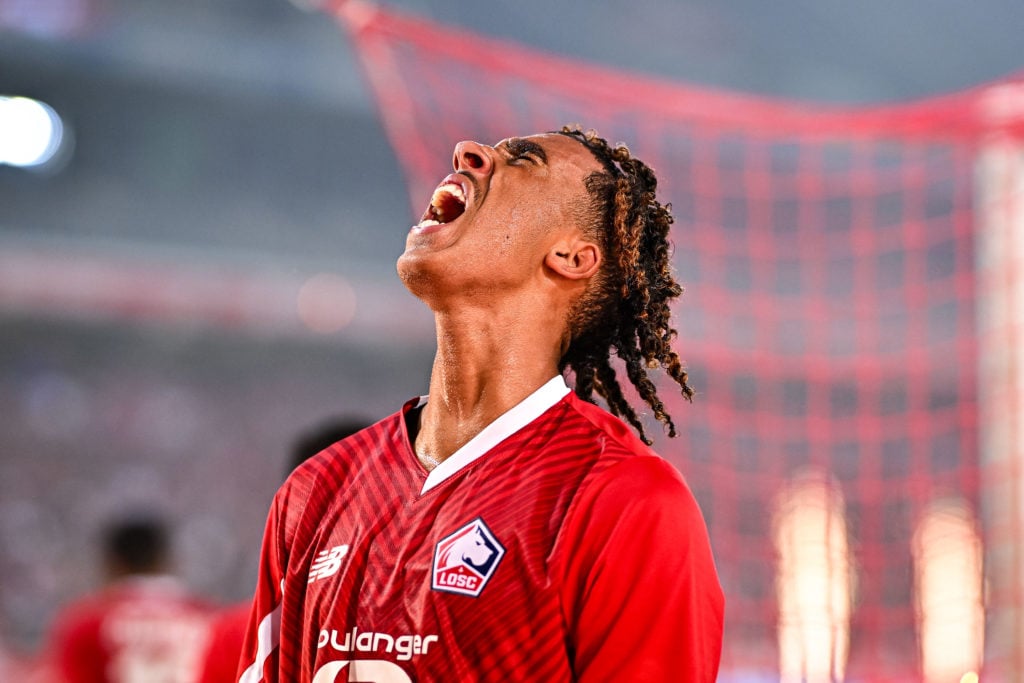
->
<box><xmin>486</xmin><ymin>205</ymin><xmax>545</xmax><ymax>256</ymax></box>
<box><xmin>506</xmin><ymin>201</ymin><xmax>569</xmax><ymax>239</ymax></box>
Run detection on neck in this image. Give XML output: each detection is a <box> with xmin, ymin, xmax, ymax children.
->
<box><xmin>415</xmin><ymin>295</ymin><xmax>567</xmax><ymax>464</ymax></box>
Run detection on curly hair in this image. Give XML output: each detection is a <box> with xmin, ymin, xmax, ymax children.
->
<box><xmin>555</xmin><ymin>124</ymin><xmax>693</xmax><ymax>444</ymax></box>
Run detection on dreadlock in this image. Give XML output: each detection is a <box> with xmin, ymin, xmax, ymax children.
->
<box><xmin>555</xmin><ymin>124</ymin><xmax>693</xmax><ymax>444</ymax></box>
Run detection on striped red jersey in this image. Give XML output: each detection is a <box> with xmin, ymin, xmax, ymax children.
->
<box><xmin>239</xmin><ymin>377</ymin><xmax>723</xmax><ymax>682</ymax></box>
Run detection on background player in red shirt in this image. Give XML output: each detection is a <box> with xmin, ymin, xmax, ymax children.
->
<box><xmin>240</xmin><ymin>125</ymin><xmax>724</xmax><ymax>682</ymax></box>
<box><xmin>47</xmin><ymin>514</ymin><xmax>212</xmax><ymax>683</ymax></box>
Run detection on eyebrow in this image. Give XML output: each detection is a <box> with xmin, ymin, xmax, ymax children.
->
<box><xmin>502</xmin><ymin>137</ymin><xmax>547</xmax><ymax>164</ymax></box>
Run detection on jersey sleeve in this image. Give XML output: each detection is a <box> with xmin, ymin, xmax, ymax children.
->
<box><xmin>557</xmin><ymin>455</ymin><xmax>725</xmax><ymax>682</ymax></box>
<box><xmin>237</xmin><ymin>492</ymin><xmax>289</xmax><ymax>683</ymax></box>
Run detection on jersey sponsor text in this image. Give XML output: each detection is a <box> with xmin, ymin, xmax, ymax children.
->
<box><xmin>317</xmin><ymin>626</ymin><xmax>438</xmax><ymax>662</ymax></box>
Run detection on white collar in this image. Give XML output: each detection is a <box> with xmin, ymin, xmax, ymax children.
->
<box><xmin>419</xmin><ymin>375</ymin><xmax>570</xmax><ymax>494</ymax></box>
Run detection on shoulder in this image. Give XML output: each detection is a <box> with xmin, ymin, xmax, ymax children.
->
<box><xmin>563</xmin><ymin>392</ymin><xmax>655</xmax><ymax>451</ymax></box>
<box><xmin>50</xmin><ymin>596</ymin><xmax>96</xmax><ymax>628</ymax></box>
<box><xmin>267</xmin><ymin>409</ymin><xmax>407</xmax><ymax>552</ymax></box>
<box><xmin>558</xmin><ymin>392</ymin><xmax>670</xmax><ymax>467</ymax></box>
<box><xmin>282</xmin><ymin>411</ymin><xmax>404</xmax><ymax>501</ymax></box>
<box><xmin>569</xmin><ymin>452</ymin><xmax>699</xmax><ymax>532</ymax></box>
<box><xmin>555</xmin><ymin>392</ymin><xmax>704</xmax><ymax>536</ymax></box>
<box><xmin>550</xmin><ymin>409</ymin><xmax>719</xmax><ymax>591</ymax></box>
<box><xmin>48</xmin><ymin>592</ymin><xmax>109</xmax><ymax>645</ymax></box>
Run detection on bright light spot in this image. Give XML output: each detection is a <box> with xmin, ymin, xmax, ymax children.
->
<box><xmin>297</xmin><ymin>273</ymin><xmax>357</xmax><ymax>334</ymax></box>
<box><xmin>914</xmin><ymin>499</ymin><xmax>984</xmax><ymax>683</ymax></box>
<box><xmin>774</xmin><ymin>469</ymin><xmax>853</xmax><ymax>683</ymax></box>
<box><xmin>0</xmin><ymin>95</ymin><xmax>65</xmax><ymax>167</ymax></box>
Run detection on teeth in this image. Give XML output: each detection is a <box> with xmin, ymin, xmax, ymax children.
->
<box><xmin>419</xmin><ymin>181</ymin><xmax>466</xmax><ymax>228</ymax></box>
<box><xmin>430</xmin><ymin>183</ymin><xmax>465</xmax><ymax>207</ymax></box>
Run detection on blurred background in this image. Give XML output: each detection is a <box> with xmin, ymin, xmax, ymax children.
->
<box><xmin>2</xmin><ymin>1</ymin><xmax>1023</xmax><ymax>681</ymax></box>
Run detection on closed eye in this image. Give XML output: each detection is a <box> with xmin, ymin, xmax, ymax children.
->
<box><xmin>502</xmin><ymin>137</ymin><xmax>547</xmax><ymax>165</ymax></box>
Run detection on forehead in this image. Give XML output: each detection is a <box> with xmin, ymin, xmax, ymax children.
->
<box><xmin>496</xmin><ymin>133</ymin><xmax>603</xmax><ymax>175</ymax></box>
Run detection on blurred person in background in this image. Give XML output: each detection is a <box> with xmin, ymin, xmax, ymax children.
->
<box><xmin>46</xmin><ymin>514</ymin><xmax>212</xmax><ymax>683</ymax></box>
<box><xmin>196</xmin><ymin>417</ymin><xmax>370</xmax><ymax>683</ymax></box>
<box><xmin>239</xmin><ymin>126</ymin><xmax>724</xmax><ymax>681</ymax></box>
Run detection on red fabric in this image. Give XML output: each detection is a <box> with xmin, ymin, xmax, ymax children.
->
<box><xmin>331</xmin><ymin>3</ymin><xmax>1024</xmax><ymax>677</ymax></box>
<box><xmin>558</xmin><ymin>455</ymin><xmax>724</xmax><ymax>681</ymax></box>
<box><xmin>47</xmin><ymin>577</ymin><xmax>212</xmax><ymax>683</ymax></box>
<box><xmin>239</xmin><ymin>392</ymin><xmax>723</xmax><ymax>681</ymax></box>
<box><xmin>196</xmin><ymin>603</ymin><xmax>250</xmax><ymax>683</ymax></box>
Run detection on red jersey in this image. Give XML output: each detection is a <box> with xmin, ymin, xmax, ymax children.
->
<box><xmin>240</xmin><ymin>377</ymin><xmax>723</xmax><ymax>682</ymax></box>
<box><xmin>48</xmin><ymin>576</ymin><xmax>212</xmax><ymax>683</ymax></box>
<box><xmin>197</xmin><ymin>603</ymin><xmax>250</xmax><ymax>683</ymax></box>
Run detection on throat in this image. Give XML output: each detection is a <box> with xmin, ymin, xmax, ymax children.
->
<box><xmin>406</xmin><ymin>403</ymin><xmax>444</xmax><ymax>472</ymax></box>
<box><xmin>417</xmin><ymin>451</ymin><xmax>442</xmax><ymax>471</ymax></box>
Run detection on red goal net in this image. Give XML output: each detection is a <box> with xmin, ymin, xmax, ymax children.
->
<box><xmin>334</xmin><ymin>1</ymin><xmax>1024</xmax><ymax>679</ymax></box>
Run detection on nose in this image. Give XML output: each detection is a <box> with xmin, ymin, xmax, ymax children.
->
<box><xmin>453</xmin><ymin>140</ymin><xmax>492</xmax><ymax>175</ymax></box>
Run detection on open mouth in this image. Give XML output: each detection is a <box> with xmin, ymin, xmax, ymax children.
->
<box><xmin>415</xmin><ymin>178</ymin><xmax>467</xmax><ymax>229</ymax></box>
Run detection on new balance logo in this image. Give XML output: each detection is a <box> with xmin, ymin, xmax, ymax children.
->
<box><xmin>308</xmin><ymin>544</ymin><xmax>349</xmax><ymax>584</ymax></box>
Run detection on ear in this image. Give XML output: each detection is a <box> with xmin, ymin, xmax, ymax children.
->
<box><xmin>545</xmin><ymin>238</ymin><xmax>601</xmax><ymax>281</ymax></box>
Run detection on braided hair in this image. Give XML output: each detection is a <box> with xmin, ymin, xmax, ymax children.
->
<box><xmin>556</xmin><ymin>124</ymin><xmax>693</xmax><ymax>444</ymax></box>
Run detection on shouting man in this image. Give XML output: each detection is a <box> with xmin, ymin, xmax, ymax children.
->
<box><xmin>239</xmin><ymin>126</ymin><xmax>724</xmax><ymax>682</ymax></box>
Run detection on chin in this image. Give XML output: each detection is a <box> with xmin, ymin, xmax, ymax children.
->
<box><xmin>396</xmin><ymin>251</ymin><xmax>417</xmax><ymax>282</ymax></box>
<box><xmin>398</xmin><ymin>252</ymin><xmax>497</xmax><ymax>313</ymax></box>
<box><xmin>396</xmin><ymin>250</ymin><xmax>441</xmax><ymax>303</ymax></box>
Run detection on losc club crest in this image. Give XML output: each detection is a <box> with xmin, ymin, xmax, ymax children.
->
<box><xmin>431</xmin><ymin>518</ymin><xmax>505</xmax><ymax>597</ymax></box>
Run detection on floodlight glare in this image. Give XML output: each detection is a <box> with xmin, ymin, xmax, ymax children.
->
<box><xmin>0</xmin><ymin>95</ymin><xmax>66</xmax><ymax>167</ymax></box>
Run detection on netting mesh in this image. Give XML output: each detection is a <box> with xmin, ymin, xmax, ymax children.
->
<box><xmin>334</xmin><ymin>1</ymin><xmax>1024</xmax><ymax>679</ymax></box>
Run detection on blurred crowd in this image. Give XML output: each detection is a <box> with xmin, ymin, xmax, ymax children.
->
<box><xmin>1</xmin><ymin>417</ymin><xmax>370</xmax><ymax>683</ymax></box>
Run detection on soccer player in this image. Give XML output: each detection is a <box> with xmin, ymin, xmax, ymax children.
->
<box><xmin>47</xmin><ymin>514</ymin><xmax>212</xmax><ymax>683</ymax></box>
<box><xmin>239</xmin><ymin>126</ymin><xmax>724</xmax><ymax>682</ymax></box>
